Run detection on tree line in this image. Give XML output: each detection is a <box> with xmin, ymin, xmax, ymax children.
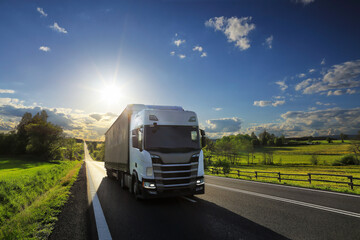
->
<box><xmin>0</xmin><ymin>110</ymin><xmax>83</xmax><ymax>160</ymax></box>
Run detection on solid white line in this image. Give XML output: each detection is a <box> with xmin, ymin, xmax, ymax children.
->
<box><xmin>206</xmin><ymin>174</ymin><xmax>360</xmax><ymax>198</ymax></box>
<box><xmin>207</xmin><ymin>183</ymin><xmax>360</xmax><ymax>219</ymax></box>
<box><xmin>181</xmin><ymin>196</ymin><xmax>197</xmax><ymax>203</ymax></box>
<box><xmin>86</xmin><ymin>162</ymin><xmax>112</xmax><ymax>240</ymax></box>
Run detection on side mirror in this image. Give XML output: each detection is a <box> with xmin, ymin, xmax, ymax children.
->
<box><xmin>200</xmin><ymin>129</ymin><xmax>206</xmax><ymax>148</ymax></box>
<box><xmin>132</xmin><ymin>135</ymin><xmax>138</xmax><ymax>149</ymax></box>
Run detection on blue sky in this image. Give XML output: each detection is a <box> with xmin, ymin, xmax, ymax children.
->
<box><xmin>1</xmin><ymin>0</ymin><xmax>360</xmax><ymax>139</ymax></box>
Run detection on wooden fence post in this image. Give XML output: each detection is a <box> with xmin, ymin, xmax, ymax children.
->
<box><xmin>237</xmin><ymin>170</ymin><xmax>240</xmax><ymax>177</ymax></box>
<box><xmin>278</xmin><ymin>172</ymin><xmax>281</xmax><ymax>182</ymax></box>
<box><xmin>308</xmin><ymin>173</ymin><xmax>311</xmax><ymax>184</ymax></box>
<box><xmin>349</xmin><ymin>176</ymin><xmax>353</xmax><ymax>190</ymax></box>
<box><xmin>255</xmin><ymin>171</ymin><xmax>258</xmax><ymax>179</ymax></box>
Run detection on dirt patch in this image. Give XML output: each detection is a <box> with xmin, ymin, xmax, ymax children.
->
<box><xmin>49</xmin><ymin>162</ymin><xmax>90</xmax><ymax>240</ymax></box>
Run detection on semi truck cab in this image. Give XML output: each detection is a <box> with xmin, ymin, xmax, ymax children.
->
<box><xmin>105</xmin><ymin>104</ymin><xmax>206</xmax><ymax>199</ymax></box>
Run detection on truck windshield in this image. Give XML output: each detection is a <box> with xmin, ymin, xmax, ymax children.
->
<box><xmin>144</xmin><ymin>125</ymin><xmax>200</xmax><ymax>152</ymax></box>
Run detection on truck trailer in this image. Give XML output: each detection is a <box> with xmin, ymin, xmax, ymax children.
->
<box><xmin>104</xmin><ymin>104</ymin><xmax>206</xmax><ymax>199</ymax></box>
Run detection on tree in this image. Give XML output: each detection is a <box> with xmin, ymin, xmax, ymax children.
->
<box><xmin>326</xmin><ymin>137</ymin><xmax>333</xmax><ymax>143</ymax></box>
<box><xmin>340</xmin><ymin>133</ymin><xmax>347</xmax><ymax>143</ymax></box>
<box><xmin>259</xmin><ymin>130</ymin><xmax>271</xmax><ymax>145</ymax></box>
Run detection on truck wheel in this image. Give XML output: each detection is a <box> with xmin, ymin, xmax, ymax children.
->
<box><xmin>132</xmin><ymin>177</ymin><xmax>141</xmax><ymax>200</ymax></box>
<box><xmin>120</xmin><ymin>173</ymin><xmax>125</xmax><ymax>189</ymax></box>
<box><xmin>106</xmin><ymin>169</ymin><xmax>114</xmax><ymax>180</ymax></box>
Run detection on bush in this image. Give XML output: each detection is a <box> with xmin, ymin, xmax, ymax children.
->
<box><xmin>310</xmin><ymin>155</ymin><xmax>318</xmax><ymax>165</ymax></box>
<box><xmin>214</xmin><ymin>160</ymin><xmax>231</xmax><ymax>174</ymax></box>
<box><xmin>332</xmin><ymin>155</ymin><xmax>359</xmax><ymax>166</ymax></box>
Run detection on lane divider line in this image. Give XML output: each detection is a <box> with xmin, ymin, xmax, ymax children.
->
<box><xmin>207</xmin><ymin>183</ymin><xmax>360</xmax><ymax>219</ymax></box>
<box><xmin>206</xmin><ymin>175</ymin><xmax>360</xmax><ymax>199</ymax></box>
<box><xmin>86</xmin><ymin>161</ymin><xmax>113</xmax><ymax>240</ymax></box>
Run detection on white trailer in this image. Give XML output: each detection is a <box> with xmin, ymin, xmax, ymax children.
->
<box><xmin>105</xmin><ymin>104</ymin><xmax>206</xmax><ymax>199</ymax></box>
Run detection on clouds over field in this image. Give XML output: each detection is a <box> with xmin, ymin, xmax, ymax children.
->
<box><xmin>0</xmin><ymin>98</ymin><xmax>117</xmax><ymax>140</ymax></box>
<box><xmin>247</xmin><ymin>107</ymin><xmax>360</xmax><ymax>137</ymax></box>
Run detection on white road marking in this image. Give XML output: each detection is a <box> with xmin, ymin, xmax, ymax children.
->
<box><xmin>206</xmin><ymin>174</ymin><xmax>360</xmax><ymax>199</ymax></box>
<box><xmin>181</xmin><ymin>196</ymin><xmax>197</xmax><ymax>203</ymax></box>
<box><xmin>207</xmin><ymin>183</ymin><xmax>360</xmax><ymax>219</ymax></box>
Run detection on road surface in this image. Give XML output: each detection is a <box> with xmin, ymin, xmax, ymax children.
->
<box><xmin>85</xmin><ymin>145</ymin><xmax>360</xmax><ymax>240</ymax></box>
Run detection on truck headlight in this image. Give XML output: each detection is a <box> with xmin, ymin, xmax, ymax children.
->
<box><xmin>196</xmin><ymin>177</ymin><xmax>204</xmax><ymax>185</ymax></box>
<box><xmin>143</xmin><ymin>181</ymin><xmax>156</xmax><ymax>189</ymax></box>
<box><xmin>146</xmin><ymin>167</ymin><xmax>153</xmax><ymax>176</ymax></box>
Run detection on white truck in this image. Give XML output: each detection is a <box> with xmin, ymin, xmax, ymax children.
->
<box><xmin>104</xmin><ymin>104</ymin><xmax>206</xmax><ymax>199</ymax></box>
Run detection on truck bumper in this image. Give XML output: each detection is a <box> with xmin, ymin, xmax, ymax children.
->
<box><xmin>140</xmin><ymin>184</ymin><xmax>205</xmax><ymax>199</ymax></box>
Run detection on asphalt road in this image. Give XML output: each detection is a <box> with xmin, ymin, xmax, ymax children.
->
<box><xmin>85</xmin><ymin>147</ymin><xmax>360</xmax><ymax>240</ymax></box>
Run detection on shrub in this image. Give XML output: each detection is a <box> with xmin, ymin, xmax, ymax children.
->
<box><xmin>310</xmin><ymin>155</ymin><xmax>318</xmax><ymax>165</ymax></box>
<box><xmin>332</xmin><ymin>155</ymin><xmax>359</xmax><ymax>166</ymax></box>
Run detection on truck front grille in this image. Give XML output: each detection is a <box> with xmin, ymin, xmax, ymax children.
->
<box><xmin>152</xmin><ymin>162</ymin><xmax>198</xmax><ymax>190</ymax></box>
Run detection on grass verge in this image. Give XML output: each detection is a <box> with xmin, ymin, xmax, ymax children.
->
<box><xmin>206</xmin><ymin>165</ymin><xmax>360</xmax><ymax>195</ymax></box>
<box><xmin>0</xmin><ymin>158</ymin><xmax>82</xmax><ymax>239</ymax></box>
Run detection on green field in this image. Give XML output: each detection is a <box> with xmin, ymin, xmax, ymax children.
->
<box><xmin>206</xmin><ymin>140</ymin><xmax>360</xmax><ymax>194</ymax></box>
<box><xmin>0</xmin><ymin>157</ymin><xmax>82</xmax><ymax>239</ymax></box>
<box><xmin>208</xmin><ymin>141</ymin><xmax>354</xmax><ymax>165</ymax></box>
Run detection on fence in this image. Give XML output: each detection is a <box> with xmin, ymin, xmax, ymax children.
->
<box><xmin>209</xmin><ymin>167</ymin><xmax>360</xmax><ymax>190</ymax></box>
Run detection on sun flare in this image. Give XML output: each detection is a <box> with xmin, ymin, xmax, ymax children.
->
<box><xmin>100</xmin><ymin>84</ymin><xmax>122</xmax><ymax>105</ymax></box>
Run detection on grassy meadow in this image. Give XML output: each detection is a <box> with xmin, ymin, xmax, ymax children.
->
<box><xmin>0</xmin><ymin>157</ymin><xmax>82</xmax><ymax>239</ymax></box>
<box><xmin>206</xmin><ymin>140</ymin><xmax>360</xmax><ymax>194</ymax></box>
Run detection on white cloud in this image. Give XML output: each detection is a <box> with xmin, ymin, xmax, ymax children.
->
<box><xmin>275</xmin><ymin>80</ymin><xmax>288</xmax><ymax>91</ymax></box>
<box><xmin>316</xmin><ymin>101</ymin><xmax>332</xmax><ymax>106</ymax></box>
<box><xmin>170</xmin><ymin>51</ymin><xmax>175</xmax><ymax>56</ymax></box>
<box><xmin>213</xmin><ymin>107</ymin><xmax>222</xmax><ymax>111</ymax></box>
<box><xmin>205</xmin><ymin>16</ymin><xmax>255</xmax><ymax>51</ymax></box>
<box><xmin>299</xmin><ymin>59</ymin><xmax>360</xmax><ymax>94</ymax></box>
<box><xmin>273</xmin><ymin>96</ymin><xmax>284</xmax><ymax>99</ymax></box>
<box><xmin>253</xmin><ymin>101</ymin><xmax>272</xmax><ymax>107</ymax></box>
<box><xmin>246</xmin><ymin>107</ymin><xmax>360</xmax><ymax>137</ymax></box>
<box><xmin>298</xmin><ymin>73</ymin><xmax>306</xmax><ymax>78</ymax></box>
<box><xmin>200</xmin><ymin>52</ymin><xmax>207</xmax><ymax>58</ymax></box>
<box><xmin>205</xmin><ymin>117</ymin><xmax>242</xmax><ymax>138</ymax></box>
<box><xmin>309</xmin><ymin>69</ymin><xmax>316</xmax><ymax>73</ymax></box>
<box><xmin>347</xmin><ymin>89</ymin><xmax>356</xmax><ymax>94</ymax></box>
<box><xmin>272</xmin><ymin>100</ymin><xmax>285</xmax><ymax>107</ymax></box>
<box><xmin>193</xmin><ymin>46</ymin><xmax>203</xmax><ymax>52</ymax></box>
<box><xmin>296</xmin><ymin>0</ymin><xmax>315</xmax><ymax>5</ymax></box>
<box><xmin>0</xmin><ymin>89</ymin><xmax>15</xmax><ymax>94</ymax></box>
<box><xmin>321</xmin><ymin>58</ymin><xmax>326</xmax><ymax>65</ymax></box>
<box><xmin>39</xmin><ymin>46</ymin><xmax>51</xmax><ymax>52</ymax></box>
<box><xmin>295</xmin><ymin>78</ymin><xmax>312</xmax><ymax>91</ymax></box>
<box><xmin>327</xmin><ymin>90</ymin><xmax>344</xmax><ymax>96</ymax></box>
<box><xmin>264</xmin><ymin>35</ymin><xmax>273</xmax><ymax>49</ymax></box>
<box><xmin>37</xmin><ymin>7</ymin><xmax>47</xmax><ymax>17</ymax></box>
<box><xmin>50</xmin><ymin>22</ymin><xmax>68</xmax><ymax>34</ymax></box>
<box><xmin>308</xmin><ymin>107</ymin><xmax>317</xmax><ymax>111</ymax></box>
<box><xmin>178</xmin><ymin>54</ymin><xmax>186</xmax><ymax>59</ymax></box>
<box><xmin>174</xmin><ymin>39</ymin><xmax>185</xmax><ymax>47</ymax></box>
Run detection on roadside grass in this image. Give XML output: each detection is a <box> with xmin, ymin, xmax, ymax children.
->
<box><xmin>0</xmin><ymin>157</ymin><xmax>82</xmax><ymax>239</ymax></box>
<box><xmin>206</xmin><ymin>165</ymin><xmax>360</xmax><ymax>195</ymax></box>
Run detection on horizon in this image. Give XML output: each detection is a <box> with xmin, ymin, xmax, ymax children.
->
<box><xmin>1</xmin><ymin>0</ymin><xmax>360</xmax><ymax>140</ymax></box>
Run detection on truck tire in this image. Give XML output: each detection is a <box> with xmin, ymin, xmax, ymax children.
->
<box><xmin>120</xmin><ymin>173</ymin><xmax>126</xmax><ymax>189</ymax></box>
<box><xmin>106</xmin><ymin>169</ymin><xmax>114</xmax><ymax>180</ymax></box>
<box><xmin>132</xmin><ymin>175</ymin><xmax>141</xmax><ymax>200</ymax></box>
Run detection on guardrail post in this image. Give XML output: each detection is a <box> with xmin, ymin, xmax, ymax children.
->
<box><xmin>237</xmin><ymin>170</ymin><xmax>240</xmax><ymax>177</ymax></box>
<box><xmin>349</xmin><ymin>176</ymin><xmax>353</xmax><ymax>190</ymax></box>
<box><xmin>216</xmin><ymin>168</ymin><xmax>219</xmax><ymax>175</ymax></box>
<box><xmin>308</xmin><ymin>173</ymin><xmax>311</xmax><ymax>184</ymax></box>
<box><xmin>255</xmin><ymin>171</ymin><xmax>258</xmax><ymax>179</ymax></box>
<box><xmin>278</xmin><ymin>172</ymin><xmax>281</xmax><ymax>182</ymax></box>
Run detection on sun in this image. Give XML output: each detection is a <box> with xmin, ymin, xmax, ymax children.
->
<box><xmin>100</xmin><ymin>84</ymin><xmax>122</xmax><ymax>105</ymax></box>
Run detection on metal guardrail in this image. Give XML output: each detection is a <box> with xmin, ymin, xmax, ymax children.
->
<box><xmin>209</xmin><ymin>167</ymin><xmax>360</xmax><ymax>190</ymax></box>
